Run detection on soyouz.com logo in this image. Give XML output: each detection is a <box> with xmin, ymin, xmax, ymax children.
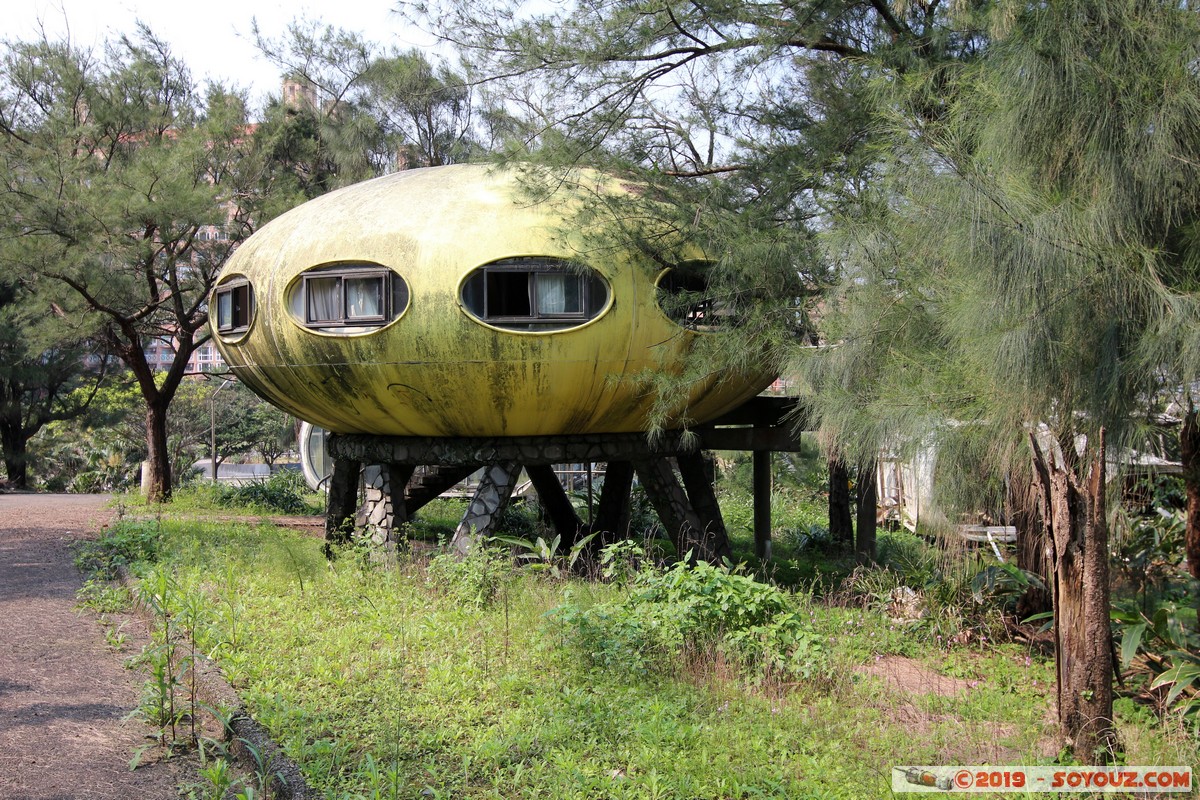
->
<box><xmin>893</xmin><ymin>766</ymin><xmax>1194</xmax><ymax>793</ymax></box>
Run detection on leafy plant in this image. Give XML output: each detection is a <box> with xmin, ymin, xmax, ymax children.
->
<box><xmin>1114</xmin><ymin>509</ymin><xmax>1190</xmax><ymax>613</ymax></box>
<box><xmin>74</xmin><ymin>519</ymin><xmax>163</xmax><ymax>579</ymax></box>
<box><xmin>492</xmin><ymin>531</ymin><xmax>599</xmax><ymax>579</ymax></box>
<box><xmin>597</xmin><ymin>538</ymin><xmax>649</xmax><ymax>584</ymax></box>
<box><xmin>970</xmin><ymin>563</ymin><xmax>1045</xmax><ymax>611</ymax></box>
<box><xmin>1113</xmin><ymin>600</ymin><xmax>1200</xmax><ymax>726</ymax></box>
<box><xmin>215</xmin><ymin>469</ymin><xmax>315</xmax><ymax>515</ymax></box>
<box><xmin>553</xmin><ymin>559</ymin><xmax>825</xmax><ymax>682</ymax></box>
<box><xmin>425</xmin><ymin>541</ymin><xmax>511</xmax><ymax>608</ymax></box>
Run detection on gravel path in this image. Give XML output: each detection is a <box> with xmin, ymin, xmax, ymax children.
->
<box><xmin>0</xmin><ymin>493</ymin><xmax>196</xmax><ymax>800</ymax></box>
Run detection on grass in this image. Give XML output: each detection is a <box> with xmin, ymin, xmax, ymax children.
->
<box><xmin>79</xmin><ymin>507</ymin><xmax>1198</xmax><ymax>800</ymax></box>
<box><xmin>116</xmin><ymin>470</ymin><xmax>325</xmax><ymax>518</ymax></box>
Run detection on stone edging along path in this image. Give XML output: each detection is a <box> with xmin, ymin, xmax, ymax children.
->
<box><xmin>114</xmin><ymin>565</ymin><xmax>316</xmax><ymax>800</ymax></box>
<box><xmin>0</xmin><ymin>492</ymin><xmax>314</xmax><ymax>800</ymax></box>
<box><xmin>175</xmin><ymin>650</ymin><xmax>315</xmax><ymax>800</ymax></box>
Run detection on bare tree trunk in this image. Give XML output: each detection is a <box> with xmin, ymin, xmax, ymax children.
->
<box><xmin>856</xmin><ymin>460</ymin><xmax>877</xmax><ymax>563</ymax></box>
<box><xmin>0</xmin><ymin>420</ymin><xmax>29</xmax><ymax>488</ymax></box>
<box><xmin>1030</xmin><ymin>430</ymin><xmax>1116</xmax><ymax>762</ymax></box>
<box><xmin>144</xmin><ymin>401</ymin><xmax>172</xmax><ymax>503</ymax></box>
<box><xmin>1181</xmin><ymin>405</ymin><xmax>1200</xmax><ymax>585</ymax></box>
<box><xmin>829</xmin><ymin>457</ymin><xmax>854</xmax><ymax>547</ymax></box>
<box><xmin>1013</xmin><ymin>482</ymin><xmax>1054</xmax><ymax>618</ymax></box>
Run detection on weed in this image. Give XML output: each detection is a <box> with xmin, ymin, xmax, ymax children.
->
<box><xmin>553</xmin><ymin>559</ymin><xmax>827</xmax><ymax>683</ymax></box>
<box><xmin>90</xmin><ymin>507</ymin><xmax>1198</xmax><ymax>799</ymax></box>
<box><xmin>492</xmin><ymin>531</ymin><xmax>599</xmax><ymax>578</ymax></box>
<box><xmin>101</xmin><ymin>618</ymin><xmax>128</xmax><ymax>651</ymax></box>
<box><xmin>214</xmin><ymin>470</ymin><xmax>315</xmax><ymax>515</ymax></box>
<box><xmin>426</xmin><ymin>541</ymin><xmax>511</xmax><ymax>608</ymax></box>
<box><xmin>597</xmin><ymin>539</ymin><xmax>649</xmax><ymax>584</ymax></box>
<box><xmin>76</xmin><ymin>578</ymin><xmax>130</xmax><ymax>613</ymax></box>
<box><xmin>75</xmin><ymin>519</ymin><xmax>163</xmax><ymax>578</ymax></box>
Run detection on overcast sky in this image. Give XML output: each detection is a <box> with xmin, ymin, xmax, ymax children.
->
<box><xmin>10</xmin><ymin>0</ymin><xmax>433</xmax><ymax>105</ymax></box>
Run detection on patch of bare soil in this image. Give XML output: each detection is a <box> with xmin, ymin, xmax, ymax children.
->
<box><xmin>856</xmin><ymin>655</ymin><xmax>1059</xmax><ymax>764</ymax></box>
<box><xmin>858</xmin><ymin>655</ymin><xmax>976</xmax><ymax>696</ymax></box>
<box><xmin>0</xmin><ymin>493</ymin><xmax>198</xmax><ymax>800</ymax></box>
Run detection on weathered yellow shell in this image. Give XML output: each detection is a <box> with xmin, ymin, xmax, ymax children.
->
<box><xmin>211</xmin><ymin>165</ymin><xmax>768</xmax><ymax>436</ymax></box>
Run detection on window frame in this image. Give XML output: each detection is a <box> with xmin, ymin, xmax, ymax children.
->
<box><xmin>301</xmin><ymin>266</ymin><xmax>401</xmax><ymax>329</ymax></box>
<box><xmin>656</xmin><ymin>263</ymin><xmax>732</xmax><ymax>332</ymax></box>
<box><xmin>461</xmin><ymin>258</ymin><xmax>608</xmax><ymax>330</ymax></box>
<box><xmin>214</xmin><ymin>278</ymin><xmax>253</xmax><ymax>335</ymax></box>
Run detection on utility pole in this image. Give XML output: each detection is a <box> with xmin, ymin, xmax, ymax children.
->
<box><xmin>210</xmin><ymin>378</ymin><xmax>233</xmax><ymax>483</ymax></box>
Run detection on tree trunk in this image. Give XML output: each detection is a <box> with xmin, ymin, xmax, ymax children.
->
<box><xmin>0</xmin><ymin>419</ymin><xmax>29</xmax><ymax>489</ymax></box>
<box><xmin>1029</xmin><ymin>430</ymin><xmax>1116</xmax><ymax>762</ymax></box>
<box><xmin>829</xmin><ymin>457</ymin><xmax>854</xmax><ymax>547</ymax></box>
<box><xmin>1181</xmin><ymin>405</ymin><xmax>1200</xmax><ymax>585</ymax></box>
<box><xmin>1013</xmin><ymin>483</ymin><xmax>1054</xmax><ymax>618</ymax></box>
<box><xmin>856</xmin><ymin>460</ymin><xmax>877</xmax><ymax>563</ymax></box>
<box><xmin>143</xmin><ymin>400</ymin><xmax>173</xmax><ymax>503</ymax></box>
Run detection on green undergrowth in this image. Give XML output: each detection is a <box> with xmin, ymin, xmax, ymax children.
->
<box><xmin>116</xmin><ymin>470</ymin><xmax>324</xmax><ymax>517</ymax></box>
<box><xmin>84</xmin><ymin>517</ymin><xmax>1197</xmax><ymax>799</ymax></box>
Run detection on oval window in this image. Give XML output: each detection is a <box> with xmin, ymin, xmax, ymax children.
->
<box><xmin>213</xmin><ymin>276</ymin><xmax>254</xmax><ymax>337</ymax></box>
<box><xmin>287</xmin><ymin>263</ymin><xmax>409</xmax><ymax>333</ymax></box>
<box><xmin>460</xmin><ymin>257</ymin><xmax>609</xmax><ymax>332</ymax></box>
<box><xmin>656</xmin><ymin>261</ymin><xmax>732</xmax><ymax>331</ymax></box>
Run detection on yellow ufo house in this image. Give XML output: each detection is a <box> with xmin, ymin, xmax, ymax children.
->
<box><xmin>210</xmin><ymin>164</ymin><xmax>769</xmax><ymax>438</ymax></box>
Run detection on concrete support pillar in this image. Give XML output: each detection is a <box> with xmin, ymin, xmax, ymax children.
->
<box><xmin>324</xmin><ymin>457</ymin><xmax>360</xmax><ymax>556</ymax></box>
<box><xmin>405</xmin><ymin>464</ymin><xmax>477</xmax><ymax>516</ymax></box>
<box><xmin>526</xmin><ymin>464</ymin><xmax>582</xmax><ymax>546</ymax></box>
<box><xmin>357</xmin><ymin>462</ymin><xmax>414</xmax><ymax>554</ymax></box>
<box><xmin>634</xmin><ymin>457</ymin><xmax>730</xmax><ymax>563</ymax></box>
<box><xmin>676</xmin><ymin>451</ymin><xmax>728</xmax><ymax>552</ymax></box>
<box><xmin>591</xmin><ymin>460</ymin><xmax>634</xmax><ymax>545</ymax></box>
<box><xmin>451</xmin><ymin>461</ymin><xmax>523</xmax><ymax>556</ymax></box>
<box><xmin>753</xmin><ymin>450</ymin><xmax>772</xmax><ymax>560</ymax></box>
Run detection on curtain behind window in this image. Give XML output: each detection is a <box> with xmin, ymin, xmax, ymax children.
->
<box><xmin>217</xmin><ymin>292</ymin><xmax>233</xmax><ymax>329</ymax></box>
<box><xmin>537</xmin><ymin>272</ymin><xmax>579</xmax><ymax>315</ymax></box>
<box><xmin>307</xmin><ymin>277</ymin><xmax>340</xmax><ymax>322</ymax></box>
<box><xmin>346</xmin><ymin>277</ymin><xmax>383</xmax><ymax>318</ymax></box>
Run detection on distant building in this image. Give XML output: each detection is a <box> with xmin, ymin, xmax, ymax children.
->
<box><xmin>142</xmin><ymin>332</ymin><xmax>227</xmax><ymax>374</ymax></box>
<box><xmin>282</xmin><ymin>76</ymin><xmax>319</xmax><ymax>112</ymax></box>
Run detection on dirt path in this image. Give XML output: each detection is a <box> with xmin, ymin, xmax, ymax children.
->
<box><xmin>0</xmin><ymin>493</ymin><xmax>196</xmax><ymax>800</ymax></box>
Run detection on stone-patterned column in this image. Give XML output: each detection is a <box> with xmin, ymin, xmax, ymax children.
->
<box><xmin>357</xmin><ymin>463</ymin><xmax>414</xmax><ymax>554</ymax></box>
<box><xmin>451</xmin><ymin>462</ymin><xmax>523</xmax><ymax>556</ymax></box>
<box><xmin>324</xmin><ymin>456</ymin><xmax>360</xmax><ymax>556</ymax></box>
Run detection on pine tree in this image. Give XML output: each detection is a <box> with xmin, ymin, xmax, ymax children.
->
<box><xmin>0</xmin><ymin>29</ymin><xmax>277</xmax><ymax>501</ymax></box>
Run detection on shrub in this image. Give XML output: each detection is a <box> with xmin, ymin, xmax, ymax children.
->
<box><xmin>75</xmin><ymin>519</ymin><xmax>164</xmax><ymax>578</ymax></box>
<box><xmin>425</xmin><ymin>543</ymin><xmax>511</xmax><ymax>609</ymax></box>
<box><xmin>215</xmin><ymin>470</ymin><xmax>313</xmax><ymax>515</ymax></box>
<box><xmin>553</xmin><ymin>559</ymin><xmax>825</xmax><ymax>683</ymax></box>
